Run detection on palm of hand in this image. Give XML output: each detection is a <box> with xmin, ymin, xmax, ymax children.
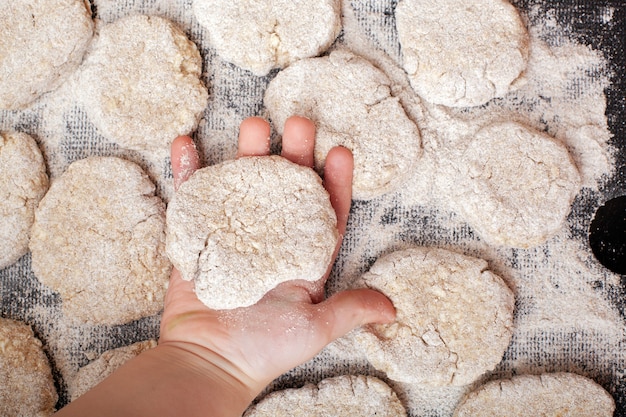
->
<box><xmin>159</xmin><ymin>116</ymin><xmax>394</xmax><ymax>394</ymax></box>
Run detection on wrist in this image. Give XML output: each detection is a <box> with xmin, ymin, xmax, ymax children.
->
<box><xmin>154</xmin><ymin>341</ymin><xmax>261</xmax><ymax>411</ymax></box>
<box><xmin>55</xmin><ymin>341</ymin><xmax>261</xmax><ymax>417</ymax></box>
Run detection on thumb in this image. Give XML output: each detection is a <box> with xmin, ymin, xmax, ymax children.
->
<box><xmin>312</xmin><ymin>289</ymin><xmax>396</xmax><ymax>344</ymax></box>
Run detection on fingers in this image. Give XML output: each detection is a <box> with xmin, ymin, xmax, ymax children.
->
<box><xmin>281</xmin><ymin>116</ymin><xmax>315</xmax><ymax>167</ymax></box>
<box><xmin>323</xmin><ymin>146</ymin><xmax>354</xmax><ymax>237</ymax></box>
<box><xmin>237</xmin><ymin>117</ymin><xmax>271</xmax><ymax>158</ymax></box>
<box><xmin>312</xmin><ymin>289</ymin><xmax>396</xmax><ymax>344</ymax></box>
<box><xmin>280</xmin><ymin>116</ymin><xmax>353</xmax><ymax>236</ymax></box>
<box><xmin>321</xmin><ymin>148</ymin><xmax>353</xmax><ymax>283</ymax></box>
<box><xmin>279</xmin><ymin>117</ymin><xmax>353</xmax><ymax>290</ymax></box>
<box><xmin>171</xmin><ymin>136</ymin><xmax>201</xmax><ymax>191</ymax></box>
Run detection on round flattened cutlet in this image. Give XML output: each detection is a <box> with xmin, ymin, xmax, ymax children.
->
<box><xmin>449</xmin><ymin>121</ymin><xmax>581</xmax><ymax>248</ymax></box>
<box><xmin>453</xmin><ymin>372</ymin><xmax>615</xmax><ymax>417</ymax></box>
<box><xmin>30</xmin><ymin>156</ymin><xmax>170</xmax><ymax>325</ymax></box>
<box><xmin>396</xmin><ymin>0</ymin><xmax>529</xmax><ymax>107</ymax></box>
<box><xmin>166</xmin><ymin>155</ymin><xmax>338</xmax><ymax>310</ymax></box>
<box><xmin>352</xmin><ymin>247</ymin><xmax>514</xmax><ymax>386</ymax></box>
<box><xmin>0</xmin><ymin>0</ymin><xmax>94</xmax><ymax>109</ymax></box>
<box><xmin>0</xmin><ymin>318</ymin><xmax>58</xmax><ymax>417</ymax></box>
<box><xmin>0</xmin><ymin>131</ymin><xmax>48</xmax><ymax>269</ymax></box>
<box><xmin>243</xmin><ymin>375</ymin><xmax>407</xmax><ymax>417</ymax></box>
<box><xmin>193</xmin><ymin>0</ymin><xmax>341</xmax><ymax>76</ymax></box>
<box><xmin>76</xmin><ymin>14</ymin><xmax>208</xmax><ymax>151</ymax></box>
<box><xmin>264</xmin><ymin>50</ymin><xmax>422</xmax><ymax>200</ymax></box>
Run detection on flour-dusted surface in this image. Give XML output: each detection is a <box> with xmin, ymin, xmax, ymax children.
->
<box><xmin>447</xmin><ymin>121</ymin><xmax>581</xmax><ymax>248</ymax></box>
<box><xmin>0</xmin><ymin>0</ymin><xmax>93</xmax><ymax>110</ymax></box>
<box><xmin>193</xmin><ymin>0</ymin><xmax>341</xmax><ymax>76</ymax></box>
<box><xmin>0</xmin><ymin>317</ymin><xmax>57</xmax><ymax>417</ymax></box>
<box><xmin>75</xmin><ymin>14</ymin><xmax>208</xmax><ymax>152</ymax></box>
<box><xmin>166</xmin><ymin>156</ymin><xmax>338</xmax><ymax>310</ymax></box>
<box><xmin>0</xmin><ymin>132</ymin><xmax>48</xmax><ymax>269</ymax></box>
<box><xmin>30</xmin><ymin>157</ymin><xmax>170</xmax><ymax>325</ymax></box>
<box><xmin>264</xmin><ymin>49</ymin><xmax>422</xmax><ymax>200</ymax></box>
<box><xmin>0</xmin><ymin>0</ymin><xmax>624</xmax><ymax>414</ymax></box>
<box><xmin>453</xmin><ymin>372</ymin><xmax>615</xmax><ymax>416</ymax></box>
<box><xmin>396</xmin><ymin>0</ymin><xmax>529</xmax><ymax>107</ymax></box>
<box><xmin>67</xmin><ymin>339</ymin><xmax>157</xmax><ymax>401</ymax></box>
<box><xmin>244</xmin><ymin>375</ymin><xmax>407</xmax><ymax>417</ymax></box>
<box><xmin>351</xmin><ymin>247</ymin><xmax>514</xmax><ymax>386</ymax></box>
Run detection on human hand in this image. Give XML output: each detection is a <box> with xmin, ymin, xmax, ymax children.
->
<box><xmin>159</xmin><ymin>116</ymin><xmax>395</xmax><ymax>403</ymax></box>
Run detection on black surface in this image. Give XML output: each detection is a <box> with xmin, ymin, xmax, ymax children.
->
<box><xmin>590</xmin><ymin>196</ymin><xmax>626</xmax><ymax>275</ymax></box>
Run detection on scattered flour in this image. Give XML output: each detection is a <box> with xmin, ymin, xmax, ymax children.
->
<box><xmin>0</xmin><ymin>0</ymin><xmax>622</xmax><ymax>415</ymax></box>
<box><xmin>317</xmin><ymin>1</ymin><xmax>623</xmax><ymax>415</ymax></box>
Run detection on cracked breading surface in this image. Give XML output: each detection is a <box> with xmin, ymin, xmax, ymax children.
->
<box><xmin>352</xmin><ymin>247</ymin><xmax>514</xmax><ymax>386</ymax></box>
<box><xmin>76</xmin><ymin>14</ymin><xmax>208</xmax><ymax>151</ymax></box>
<box><xmin>193</xmin><ymin>0</ymin><xmax>340</xmax><ymax>76</ymax></box>
<box><xmin>166</xmin><ymin>155</ymin><xmax>338</xmax><ymax>310</ymax></box>
<box><xmin>264</xmin><ymin>50</ymin><xmax>422</xmax><ymax>200</ymax></box>
<box><xmin>30</xmin><ymin>157</ymin><xmax>170</xmax><ymax>325</ymax></box>
<box><xmin>244</xmin><ymin>375</ymin><xmax>406</xmax><ymax>417</ymax></box>
<box><xmin>0</xmin><ymin>318</ymin><xmax>57</xmax><ymax>417</ymax></box>
<box><xmin>396</xmin><ymin>0</ymin><xmax>529</xmax><ymax>107</ymax></box>
<box><xmin>453</xmin><ymin>372</ymin><xmax>615</xmax><ymax>416</ymax></box>
<box><xmin>0</xmin><ymin>0</ymin><xmax>93</xmax><ymax>110</ymax></box>
<box><xmin>447</xmin><ymin>121</ymin><xmax>581</xmax><ymax>248</ymax></box>
<box><xmin>68</xmin><ymin>340</ymin><xmax>157</xmax><ymax>401</ymax></box>
<box><xmin>0</xmin><ymin>131</ymin><xmax>48</xmax><ymax>269</ymax></box>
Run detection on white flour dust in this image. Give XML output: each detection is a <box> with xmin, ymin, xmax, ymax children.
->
<box><xmin>0</xmin><ymin>0</ymin><xmax>623</xmax><ymax>415</ymax></box>
<box><xmin>309</xmin><ymin>1</ymin><xmax>623</xmax><ymax>416</ymax></box>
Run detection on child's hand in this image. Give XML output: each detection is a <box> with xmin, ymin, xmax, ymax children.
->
<box><xmin>160</xmin><ymin>116</ymin><xmax>395</xmax><ymax>397</ymax></box>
